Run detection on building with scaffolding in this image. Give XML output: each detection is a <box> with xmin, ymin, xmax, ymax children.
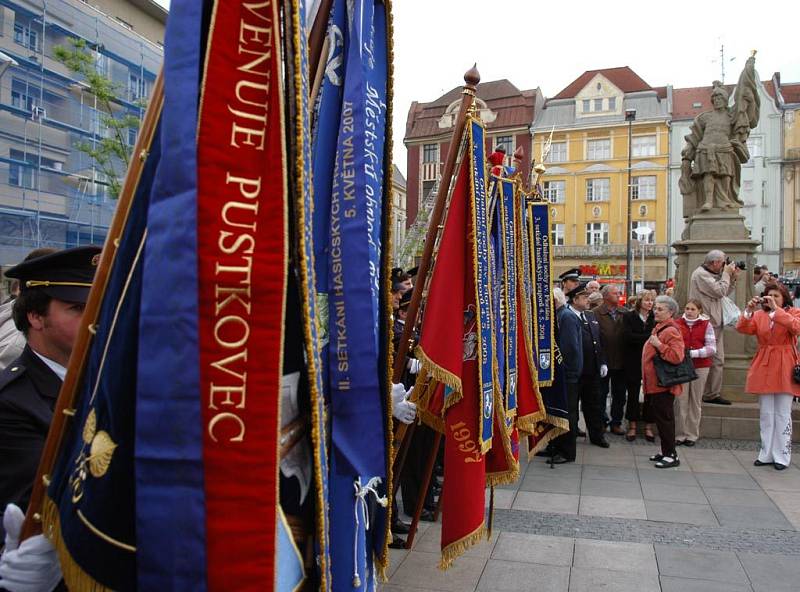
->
<box><xmin>0</xmin><ymin>0</ymin><xmax>164</xmax><ymax>269</ymax></box>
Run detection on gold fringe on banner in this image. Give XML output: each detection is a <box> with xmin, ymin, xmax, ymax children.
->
<box><xmin>42</xmin><ymin>497</ymin><xmax>113</xmax><ymax>592</ymax></box>
<box><xmin>439</xmin><ymin>523</ymin><xmax>486</xmax><ymax>571</ymax></box>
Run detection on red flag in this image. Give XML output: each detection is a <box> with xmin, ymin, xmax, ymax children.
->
<box><xmin>417</xmin><ymin>154</ymin><xmax>486</xmax><ymax>569</ymax></box>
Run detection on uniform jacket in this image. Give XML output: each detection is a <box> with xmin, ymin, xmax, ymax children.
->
<box><xmin>594</xmin><ymin>303</ymin><xmax>625</xmax><ymax>369</ymax></box>
<box><xmin>0</xmin><ymin>299</ymin><xmax>25</xmax><ymax>371</ymax></box>
<box><xmin>689</xmin><ymin>265</ymin><xmax>736</xmax><ymax>327</ymax></box>
<box><xmin>621</xmin><ymin>308</ymin><xmax>654</xmax><ymax>381</ymax></box>
<box><xmin>0</xmin><ymin>345</ymin><xmax>62</xmax><ymax>520</ymax></box>
<box><xmin>557</xmin><ymin>306</ymin><xmax>606</xmax><ymax>384</ymax></box>
<box><xmin>641</xmin><ymin>319</ymin><xmax>685</xmax><ymax>396</ymax></box>
<box><xmin>736</xmin><ymin>307</ymin><xmax>800</xmax><ymax>395</ymax></box>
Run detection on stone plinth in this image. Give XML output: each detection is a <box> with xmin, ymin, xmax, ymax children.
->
<box><xmin>672</xmin><ymin>212</ymin><xmax>760</xmax><ymax>402</ymax></box>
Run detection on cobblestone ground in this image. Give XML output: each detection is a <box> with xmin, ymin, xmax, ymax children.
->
<box><xmin>385</xmin><ymin>436</ymin><xmax>800</xmax><ymax>592</ymax></box>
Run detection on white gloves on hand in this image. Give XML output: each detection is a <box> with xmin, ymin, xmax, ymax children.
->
<box><xmin>600</xmin><ymin>364</ymin><xmax>608</xmax><ymax>378</ymax></box>
<box><xmin>406</xmin><ymin>358</ymin><xmax>421</xmax><ymax>375</ymax></box>
<box><xmin>391</xmin><ymin>383</ymin><xmax>416</xmax><ymax>424</ymax></box>
<box><xmin>0</xmin><ymin>504</ymin><xmax>62</xmax><ymax>592</ymax></box>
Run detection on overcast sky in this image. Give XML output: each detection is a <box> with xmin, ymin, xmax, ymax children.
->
<box><xmin>154</xmin><ymin>0</ymin><xmax>800</xmax><ymax>176</ymax></box>
<box><xmin>391</xmin><ymin>0</ymin><xmax>800</xmax><ymax>175</ymax></box>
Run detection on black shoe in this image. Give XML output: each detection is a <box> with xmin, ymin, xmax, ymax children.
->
<box><xmin>549</xmin><ymin>453</ymin><xmax>573</xmax><ymax>464</ymax></box>
<box><xmin>705</xmin><ymin>396</ymin><xmax>732</xmax><ymax>406</ymax></box>
<box><xmin>655</xmin><ymin>456</ymin><xmax>680</xmax><ymax>469</ymax></box>
<box><xmin>392</xmin><ymin>520</ymin><xmax>411</xmax><ymax>535</ymax></box>
<box><xmin>774</xmin><ymin>463</ymin><xmax>788</xmax><ymax>471</ymax></box>
<box><xmin>590</xmin><ymin>438</ymin><xmax>610</xmax><ymax>448</ymax></box>
<box><xmin>683</xmin><ymin>440</ymin><xmax>696</xmax><ymax>447</ymax></box>
<box><xmin>420</xmin><ymin>509</ymin><xmax>436</xmax><ymax>522</ymax></box>
<box><xmin>754</xmin><ymin>459</ymin><xmax>773</xmax><ymax>467</ymax></box>
<box><xmin>577</xmin><ymin>429</ymin><xmax>587</xmax><ymax>438</ymax></box>
<box><xmin>675</xmin><ymin>440</ymin><xmax>686</xmax><ymax>446</ymax></box>
<box><xmin>388</xmin><ymin>535</ymin><xmax>407</xmax><ymax>549</ymax></box>
<box><xmin>649</xmin><ymin>453</ymin><xmax>664</xmax><ymax>462</ymax></box>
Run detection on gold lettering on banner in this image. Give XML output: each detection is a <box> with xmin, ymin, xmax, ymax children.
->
<box><xmin>206</xmin><ymin>0</ymin><xmax>277</xmax><ymax>445</ymax></box>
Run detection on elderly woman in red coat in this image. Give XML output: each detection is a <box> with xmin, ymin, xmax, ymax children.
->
<box><xmin>736</xmin><ymin>282</ymin><xmax>800</xmax><ymax>470</ymax></box>
<box><xmin>641</xmin><ymin>295</ymin><xmax>686</xmax><ymax>468</ymax></box>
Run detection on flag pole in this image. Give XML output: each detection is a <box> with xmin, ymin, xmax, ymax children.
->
<box><xmin>391</xmin><ymin>65</ymin><xmax>480</xmax><ymax>469</ymax></box>
<box><xmin>20</xmin><ymin>71</ymin><xmax>165</xmax><ymax>541</ymax></box>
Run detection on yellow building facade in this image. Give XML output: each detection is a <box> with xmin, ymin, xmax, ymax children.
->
<box><xmin>531</xmin><ymin>68</ymin><xmax>671</xmax><ymax>291</ymax></box>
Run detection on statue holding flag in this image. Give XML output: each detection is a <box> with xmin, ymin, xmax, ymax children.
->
<box><xmin>679</xmin><ymin>53</ymin><xmax>760</xmax><ymax>216</ymax></box>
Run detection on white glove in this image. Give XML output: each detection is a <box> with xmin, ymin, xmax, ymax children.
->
<box><xmin>406</xmin><ymin>358</ymin><xmax>421</xmax><ymax>374</ymax></box>
<box><xmin>0</xmin><ymin>504</ymin><xmax>62</xmax><ymax>592</ymax></box>
<box><xmin>393</xmin><ymin>399</ymin><xmax>417</xmax><ymax>424</ymax></box>
<box><xmin>600</xmin><ymin>364</ymin><xmax>608</xmax><ymax>378</ymax></box>
<box><xmin>391</xmin><ymin>383</ymin><xmax>407</xmax><ymax>407</ymax></box>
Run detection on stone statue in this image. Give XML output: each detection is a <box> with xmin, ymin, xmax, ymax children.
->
<box><xmin>680</xmin><ymin>54</ymin><xmax>761</xmax><ymax>217</ymax></box>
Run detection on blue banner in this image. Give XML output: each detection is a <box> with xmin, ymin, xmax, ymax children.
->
<box><xmin>529</xmin><ymin>201</ymin><xmax>554</xmax><ymax>386</ymax></box>
<box><xmin>488</xmin><ymin>178</ymin><xmax>505</xmax><ymax>424</ymax></box>
<box><xmin>134</xmin><ymin>2</ymin><xmax>208</xmax><ymax>588</ymax></box>
<box><xmin>468</xmin><ymin>118</ymin><xmax>494</xmax><ymax>451</ymax></box>
<box><xmin>327</xmin><ymin>1</ymin><xmax>390</xmax><ymax>590</ymax></box>
<box><xmin>500</xmin><ymin>179</ymin><xmax>518</xmax><ymax>422</ymax></box>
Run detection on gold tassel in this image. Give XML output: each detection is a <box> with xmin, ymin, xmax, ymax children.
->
<box><xmin>42</xmin><ymin>497</ymin><xmax>114</xmax><ymax>592</ymax></box>
<box><xmin>438</xmin><ymin>523</ymin><xmax>486</xmax><ymax>570</ymax></box>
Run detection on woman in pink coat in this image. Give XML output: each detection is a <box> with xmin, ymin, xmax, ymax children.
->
<box><xmin>641</xmin><ymin>295</ymin><xmax>686</xmax><ymax>468</ymax></box>
<box><xmin>736</xmin><ymin>282</ymin><xmax>800</xmax><ymax>470</ymax></box>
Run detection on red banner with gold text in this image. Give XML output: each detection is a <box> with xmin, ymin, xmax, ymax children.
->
<box><xmin>197</xmin><ymin>0</ymin><xmax>287</xmax><ymax>588</ymax></box>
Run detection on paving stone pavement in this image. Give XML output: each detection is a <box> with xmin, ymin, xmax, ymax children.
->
<box><xmin>385</xmin><ymin>436</ymin><xmax>800</xmax><ymax>592</ymax></box>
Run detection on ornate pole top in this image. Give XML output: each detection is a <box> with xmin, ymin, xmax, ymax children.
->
<box><xmin>464</xmin><ymin>64</ymin><xmax>480</xmax><ymax>89</ymax></box>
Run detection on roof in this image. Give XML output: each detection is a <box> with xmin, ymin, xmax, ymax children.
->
<box><xmin>672</xmin><ymin>80</ymin><xmax>778</xmax><ymax>121</ymax></box>
<box><xmin>781</xmin><ymin>82</ymin><xmax>800</xmax><ymax>105</ymax></box>
<box><xmin>392</xmin><ymin>164</ymin><xmax>406</xmax><ymax>189</ymax></box>
<box><xmin>405</xmin><ymin>79</ymin><xmax>538</xmax><ymax>141</ymax></box>
<box><xmin>553</xmin><ymin>67</ymin><xmax>651</xmax><ymax>99</ymax></box>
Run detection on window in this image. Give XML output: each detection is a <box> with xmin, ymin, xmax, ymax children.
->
<box><xmin>746</xmin><ymin>136</ymin><xmax>763</xmax><ymax>161</ymax></box>
<box><xmin>586</xmin><ymin>178</ymin><xmax>610</xmax><ymax>202</ymax></box>
<box><xmin>128</xmin><ymin>73</ymin><xmax>150</xmax><ymax>102</ymax></box>
<box><xmin>594</xmin><ymin>98</ymin><xmax>603</xmax><ymax>111</ymax></box>
<box><xmin>421</xmin><ymin>180</ymin><xmax>435</xmax><ymax>202</ymax></box>
<box><xmin>9</xmin><ymin>149</ymin><xmax>37</xmax><ymax>189</ymax></box>
<box><xmin>543</xmin><ymin>180</ymin><xmax>565</xmax><ymax>203</ymax></box>
<box><xmin>128</xmin><ymin>128</ymin><xmax>138</xmax><ymax>147</ymax></box>
<box><xmin>95</xmin><ymin>53</ymin><xmax>109</xmax><ymax>77</ymax></box>
<box><xmin>10</xmin><ymin>79</ymin><xmax>34</xmax><ymax>112</ymax></box>
<box><xmin>631</xmin><ymin>221</ymin><xmax>656</xmax><ymax>243</ymax></box>
<box><xmin>495</xmin><ymin>135</ymin><xmax>513</xmax><ymax>154</ymax></box>
<box><xmin>632</xmin><ymin>135</ymin><xmax>657</xmax><ymax>157</ymax></box>
<box><xmin>423</xmin><ymin>143</ymin><xmax>438</xmax><ymax>163</ymax></box>
<box><xmin>586</xmin><ymin>222</ymin><xmax>609</xmax><ymax>246</ymax></box>
<box><xmin>586</xmin><ymin>138</ymin><xmax>610</xmax><ymax>160</ymax></box>
<box><xmin>13</xmin><ymin>21</ymin><xmax>39</xmax><ymax>52</ymax></box>
<box><xmin>631</xmin><ymin>176</ymin><xmax>656</xmax><ymax>200</ymax></box>
<box><xmin>608</xmin><ymin>97</ymin><xmax>616</xmax><ymax>110</ymax></box>
<box><xmin>551</xmin><ymin>223</ymin><xmax>564</xmax><ymax>246</ymax></box>
<box><xmin>582</xmin><ymin>99</ymin><xmax>590</xmax><ymax>112</ymax></box>
<box><xmin>546</xmin><ymin>141</ymin><xmax>567</xmax><ymax>163</ymax></box>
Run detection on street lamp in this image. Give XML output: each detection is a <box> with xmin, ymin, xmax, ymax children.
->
<box><xmin>624</xmin><ymin>108</ymin><xmax>636</xmax><ymax>299</ymax></box>
<box><xmin>634</xmin><ymin>226</ymin><xmax>653</xmax><ymax>292</ymax></box>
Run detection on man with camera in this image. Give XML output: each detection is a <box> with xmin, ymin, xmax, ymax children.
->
<box><xmin>689</xmin><ymin>250</ymin><xmax>741</xmax><ymax>405</ymax></box>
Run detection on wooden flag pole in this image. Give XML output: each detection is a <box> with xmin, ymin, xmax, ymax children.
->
<box><xmin>391</xmin><ymin>65</ymin><xmax>480</xmax><ymax>474</ymax></box>
<box><xmin>20</xmin><ymin>71</ymin><xmax>165</xmax><ymax>541</ymax></box>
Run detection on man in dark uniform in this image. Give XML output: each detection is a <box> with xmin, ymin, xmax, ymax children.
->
<box><xmin>558</xmin><ymin>268</ymin><xmax>581</xmax><ymax>295</ymax></box>
<box><xmin>0</xmin><ymin>246</ymin><xmax>100</xmax><ymax>529</ymax></box>
<box><xmin>549</xmin><ymin>282</ymin><xmax>609</xmax><ymax>463</ymax></box>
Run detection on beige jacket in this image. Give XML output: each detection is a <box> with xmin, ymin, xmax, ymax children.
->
<box><xmin>0</xmin><ymin>299</ymin><xmax>25</xmax><ymax>370</ymax></box>
<box><xmin>688</xmin><ymin>265</ymin><xmax>736</xmax><ymax>327</ymax></box>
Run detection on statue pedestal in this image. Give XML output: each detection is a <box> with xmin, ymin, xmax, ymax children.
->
<box><xmin>672</xmin><ymin>212</ymin><xmax>760</xmax><ymax>401</ymax></box>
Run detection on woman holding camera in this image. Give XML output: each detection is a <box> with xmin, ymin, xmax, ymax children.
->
<box><xmin>736</xmin><ymin>282</ymin><xmax>800</xmax><ymax>470</ymax></box>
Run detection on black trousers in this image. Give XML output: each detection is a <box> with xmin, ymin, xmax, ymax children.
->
<box><xmin>649</xmin><ymin>391</ymin><xmax>676</xmax><ymax>457</ymax></box>
<box><xmin>400</xmin><ymin>423</ymin><xmax>437</xmax><ymax>515</ymax></box>
<box><xmin>553</xmin><ymin>374</ymin><xmax>605</xmax><ymax>460</ymax></box>
<box><xmin>603</xmin><ymin>369</ymin><xmax>627</xmax><ymax>426</ymax></box>
<box><xmin>624</xmin><ymin>378</ymin><xmax>652</xmax><ymax>423</ymax></box>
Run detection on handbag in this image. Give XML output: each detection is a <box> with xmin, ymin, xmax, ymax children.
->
<box><xmin>721</xmin><ymin>296</ymin><xmax>740</xmax><ymax>327</ymax></box>
<box><xmin>652</xmin><ymin>326</ymin><xmax>698</xmax><ymax>387</ymax></box>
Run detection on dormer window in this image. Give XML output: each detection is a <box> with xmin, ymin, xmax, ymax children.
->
<box><xmin>594</xmin><ymin>98</ymin><xmax>603</xmax><ymax>111</ymax></box>
<box><xmin>583</xmin><ymin>99</ymin><xmax>590</xmax><ymax>112</ymax></box>
<box><xmin>608</xmin><ymin>97</ymin><xmax>616</xmax><ymax>110</ymax></box>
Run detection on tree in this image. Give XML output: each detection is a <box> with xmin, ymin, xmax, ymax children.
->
<box><xmin>54</xmin><ymin>38</ymin><xmax>145</xmax><ymax>199</ymax></box>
